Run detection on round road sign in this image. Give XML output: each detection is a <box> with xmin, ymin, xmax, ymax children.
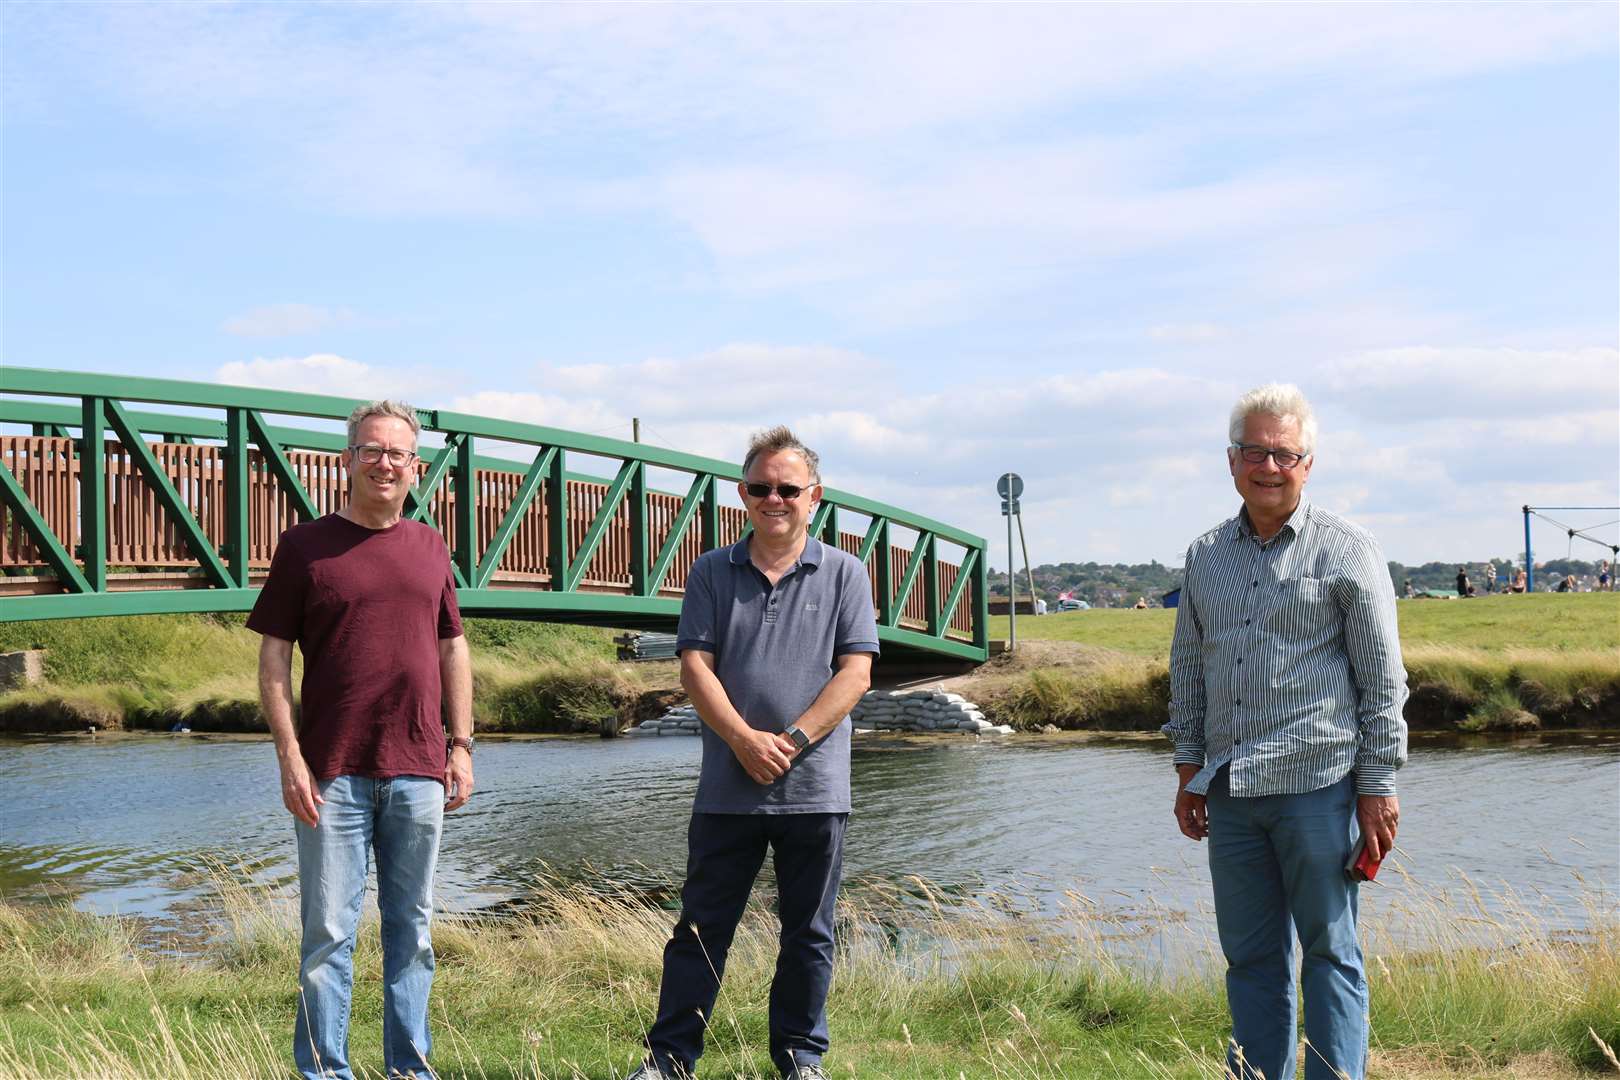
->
<box><xmin>996</xmin><ymin>472</ymin><xmax>1024</xmax><ymax>500</ymax></box>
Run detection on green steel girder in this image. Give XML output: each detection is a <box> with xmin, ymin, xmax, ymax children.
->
<box><xmin>0</xmin><ymin>466</ymin><xmax>92</xmax><ymax>593</ymax></box>
<box><xmin>80</xmin><ymin>397</ymin><xmax>106</xmax><ymax>591</ymax></box>
<box><xmin>245</xmin><ymin>408</ymin><xmax>320</xmax><ymax>523</ymax></box>
<box><xmin>648</xmin><ymin>472</ymin><xmax>711</xmax><ymax>596</ymax></box>
<box><xmin>629</xmin><ymin>461</ymin><xmax>649</xmax><ymax>597</ymax></box>
<box><xmin>886</xmin><ymin>529</ymin><xmax>932</xmax><ymax>630</ymax></box>
<box><xmin>473</xmin><ymin>445</ymin><xmax>556</xmax><ymax>589</ymax></box>
<box><xmin>1</xmin><ymin>369</ymin><xmax>981</xmax><ymax>546</ymax></box>
<box><xmin>873</xmin><ymin>520</ymin><xmax>893</xmax><ymax>626</ymax></box>
<box><xmin>453</xmin><ymin>435</ymin><xmax>476</xmax><ymax>584</ymax></box>
<box><xmin>407</xmin><ymin>432</ymin><xmax>462</xmax><ymax>527</ymax></box>
<box><xmin>103</xmin><ymin>398</ymin><xmax>234</xmax><ymax>589</ymax></box>
<box><xmin>939</xmin><ymin>547</ymin><xmax>978</xmax><ymax>637</ymax></box>
<box><xmin>224</xmin><ymin>408</ymin><xmax>251</xmax><ymax>587</ymax></box>
<box><xmin>565</xmin><ymin>458</ymin><xmax>637</xmax><ymax>593</ymax></box>
<box><xmin>0</xmin><ymin>366</ymin><xmax>989</xmax><ymax>663</ymax></box>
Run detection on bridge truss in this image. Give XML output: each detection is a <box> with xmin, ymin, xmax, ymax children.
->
<box><xmin>0</xmin><ymin>368</ymin><xmax>988</xmax><ymax>664</ymax></box>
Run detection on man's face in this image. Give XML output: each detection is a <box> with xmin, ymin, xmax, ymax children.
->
<box><xmin>344</xmin><ymin>415</ymin><xmax>417</xmax><ymax>511</ymax></box>
<box><xmin>1229</xmin><ymin>412</ymin><xmax>1312</xmax><ymax>521</ymax></box>
<box><xmin>739</xmin><ymin>450</ymin><xmax>819</xmax><ymax>546</ymax></box>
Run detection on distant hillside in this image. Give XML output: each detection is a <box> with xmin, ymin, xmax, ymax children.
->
<box><xmin>990</xmin><ymin>556</ymin><xmax>1611</xmax><ymax>607</ymax></box>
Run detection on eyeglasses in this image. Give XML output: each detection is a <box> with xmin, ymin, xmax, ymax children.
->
<box><xmin>744</xmin><ymin>482</ymin><xmax>810</xmax><ymax>501</ymax></box>
<box><xmin>350</xmin><ymin>445</ymin><xmax>418</xmax><ymax>467</ymax></box>
<box><xmin>1230</xmin><ymin>444</ymin><xmax>1310</xmax><ymax>469</ymax></box>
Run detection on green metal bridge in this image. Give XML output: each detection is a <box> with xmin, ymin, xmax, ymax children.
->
<box><xmin>0</xmin><ymin>368</ymin><xmax>988</xmax><ymax>664</ymax></box>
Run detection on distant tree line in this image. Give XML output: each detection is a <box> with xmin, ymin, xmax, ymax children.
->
<box><xmin>989</xmin><ymin>556</ymin><xmax>1612</xmax><ymax>606</ymax></box>
<box><xmin>987</xmin><ymin>560</ymin><xmax>1181</xmax><ymax>608</ymax></box>
<box><xmin>1389</xmin><ymin>556</ymin><xmax>1611</xmax><ymax>594</ymax></box>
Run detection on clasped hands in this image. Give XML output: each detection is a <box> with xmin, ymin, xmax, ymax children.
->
<box><xmin>730</xmin><ymin>725</ymin><xmax>803</xmax><ymax>785</ymax></box>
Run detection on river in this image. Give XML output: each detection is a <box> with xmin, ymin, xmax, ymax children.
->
<box><xmin>2</xmin><ymin>731</ymin><xmax>1614</xmax><ymax>963</ymax></box>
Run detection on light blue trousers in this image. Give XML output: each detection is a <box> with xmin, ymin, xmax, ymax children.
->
<box><xmin>1207</xmin><ymin>768</ymin><xmax>1367</xmax><ymax>1080</ymax></box>
<box><xmin>293</xmin><ymin>775</ymin><xmax>443</xmax><ymax>1080</ymax></box>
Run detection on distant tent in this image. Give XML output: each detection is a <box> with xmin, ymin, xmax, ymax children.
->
<box><xmin>1162</xmin><ymin>587</ymin><xmax>1182</xmax><ymax>609</ymax></box>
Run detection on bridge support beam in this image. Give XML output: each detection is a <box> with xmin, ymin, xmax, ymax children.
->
<box><xmin>79</xmin><ymin>396</ymin><xmax>106</xmax><ymax>592</ymax></box>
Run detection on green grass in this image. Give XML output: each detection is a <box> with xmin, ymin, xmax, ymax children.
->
<box><xmin>0</xmin><ymin>868</ymin><xmax>1613</xmax><ymax>1079</ymax></box>
<box><xmin>982</xmin><ymin>594</ymin><xmax>1619</xmax><ymax>731</ymax></box>
<box><xmin>993</xmin><ymin>592</ymin><xmax>1620</xmax><ymax>657</ymax></box>
<box><xmin>0</xmin><ymin>615</ymin><xmax>633</xmax><ymax>734</ymax></box>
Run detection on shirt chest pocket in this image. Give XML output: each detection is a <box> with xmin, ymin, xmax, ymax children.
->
<box><xmin>1275</xmin><ymin>576</ymin><xmax>1333</xmax><ymax>635</ymax></box>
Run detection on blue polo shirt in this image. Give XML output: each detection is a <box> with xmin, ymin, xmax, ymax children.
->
<box><xmin>676</xmin><ymin>535</ymin><xmax>881</xmax><ymax>814</ymax></box>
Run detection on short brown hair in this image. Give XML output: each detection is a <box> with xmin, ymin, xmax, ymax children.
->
<box><xmin>346</xmin><ymin>400</ymin><xmax>421</xmax><ymax>447</ymax></box>
<box><xmin>742</xmin><ymin>426</ymin><xmax>820</xmax><ymax>484</ymax></box>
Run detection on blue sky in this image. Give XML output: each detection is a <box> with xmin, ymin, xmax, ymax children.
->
<box><xmin>3</xmin><ymin>2</ymin><xmax>1617</xmax><ymax>568</ymax></box>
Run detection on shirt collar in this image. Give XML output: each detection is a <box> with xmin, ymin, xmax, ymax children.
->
<box><xmin>1233</xmin><ymin>497</ymin><xmax>1312</xmax><ymax>543</ymax></box>
<box><xmin>727</xmin><ymin>534</ymin><xmax>824</xmax><ymax>566</ymax></box>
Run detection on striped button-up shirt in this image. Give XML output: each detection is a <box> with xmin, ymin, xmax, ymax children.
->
<box><xmin>1163</xmin><ymin>498</ymin><xmax>1408</xmax><ymax>798</ymax></box>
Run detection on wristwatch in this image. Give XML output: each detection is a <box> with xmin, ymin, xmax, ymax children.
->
<box><xmin>448</xmin><ymin>736</ymin><xmax>475</xmax><ymax>755</ymax></box>
<box><xmin>784</xmin><ymin>726</ymin><xmax>810</xmax><ymax>750</ymax></box>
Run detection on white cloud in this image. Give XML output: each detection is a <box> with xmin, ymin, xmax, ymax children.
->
<box><xmin>1319</xmin><ymin>346</ymin><xmax>1620</xmax><ymax>421</ymax></box>
<box><xmin>222</xmin><ymin>303</ymin><xmax>357</xmax><ymax>337</ymax></box>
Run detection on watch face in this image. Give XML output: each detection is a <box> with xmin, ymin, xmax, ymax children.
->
<box><xmin>790</xmin><ymin>728</ymin><xmax>809</xmax><ymax>748</ymax></box>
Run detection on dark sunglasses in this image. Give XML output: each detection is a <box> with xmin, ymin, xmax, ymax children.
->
<box><xmin>744</xmin><ymin>482</ymin><xmax>810</xmax><ymax>501</ymax></box>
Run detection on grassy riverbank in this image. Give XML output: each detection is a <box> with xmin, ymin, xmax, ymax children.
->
<box><xmin>0</xmin><ymin>615</ymin><xmax>661</xmax><ymax>735</ymax></box>
<box><xmin>983</xmin><ymin>593</ymin><xmax>1620</xmax><ymax>731</ymax></box>
<box><xmin>1</xmin><ymin>870</ymin><xmax>1615</xmax><ymax>1079</ymax></box>
<box><xmin>1</xmin><ymin>594</ymin><xmax>1615</xmax><ymax>734</ymax></box>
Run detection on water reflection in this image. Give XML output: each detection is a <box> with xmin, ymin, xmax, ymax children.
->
<box><xmin>1</xmin><ymin>731</ymin><xmax>1615</xmax><ymax>948</ymax></box>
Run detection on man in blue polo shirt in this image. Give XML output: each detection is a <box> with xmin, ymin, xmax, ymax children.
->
<box><xmin>627</xmin><ymin>427</ymin><xmax>879</xmax><ymax>1080</ymax></box>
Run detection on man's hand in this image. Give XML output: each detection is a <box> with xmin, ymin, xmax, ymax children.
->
<box><xmin>279</xmin><ymin>754</ymin><xmax>324</xmax><ymax>828</ymax></box>
<box><xmin>730</xmin><ymin>727</ymin><xmax>793</xmax><ymax>785</ymax></box>
<box><xmin>774</xmin><ymin>731</ymin><xmax>801</xmax><ymax>762</ymax></box>
<box><xmin>444</xmin><ymin>746</ymin><xmax>474</xmax><ymax>811</ymax></box>
<box><xmin>1357</xmin><ymin>794</ymin><xmax>1399</xmax><ymax>861</ymax></box>
<box><xmin>1174</xmin><ymin>764</ymin><xmax>1208</xmax><ymax>841</ymax></box>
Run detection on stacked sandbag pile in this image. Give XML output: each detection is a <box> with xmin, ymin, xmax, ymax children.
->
<box><xmin>624</xmin><ymin>690</ymin><xmax>1013</xmax><ymax>738</ymax></box>
<box><xmin>850</xmin><ymin>690</ymin><xmax>1012</xmax><ymax>736</ymax></box>
<box><xmin>623</xmin><ymin>703</ymin><xmax>704</xmax><ymax>737</ymax></box>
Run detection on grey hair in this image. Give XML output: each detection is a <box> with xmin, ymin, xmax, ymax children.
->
<box><xmin>742</xmin><ymin>425</ymin><xmax>821</xmax><ymax>484</ymax></box>
<box><xmin>346</xmin><ymin>400</ymin><xmax>421</xmax><ymax>447</ymax></box>
<box><xmin>1228</xmin><ymin>383</ymin><xmax>1318</xmax><ymax>456</ymax></box>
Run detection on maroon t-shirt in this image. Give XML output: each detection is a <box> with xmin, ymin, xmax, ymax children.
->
<box><xmin>247</xmin><ymin>513</ymin><xmax>463</xmax><ymax>783</ymax></box>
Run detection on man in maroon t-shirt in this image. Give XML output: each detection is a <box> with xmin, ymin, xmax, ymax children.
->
<box><xmin>249</xmin><ymin>400</ymin><xmax>472</xmax><ymax>1080</ymax></box>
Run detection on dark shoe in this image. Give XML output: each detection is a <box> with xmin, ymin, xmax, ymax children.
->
<box><xmin>782</xmin><ymin>1061</ymin><xmax>829</xmax><ymax>1080</ymax></box>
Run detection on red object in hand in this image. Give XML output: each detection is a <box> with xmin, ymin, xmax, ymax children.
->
<box><xmin>1346</xmin><ymin>836</ymin><xmax>1382</xmax><ymax>882</ymax></box>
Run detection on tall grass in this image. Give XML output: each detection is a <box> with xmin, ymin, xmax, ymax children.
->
<box><xmin>0</xmin><ymin>615</ymin><xmax>632</xmax><ymax>734</ymax></box>
<box><xmin>980</xmin><ymin>595</ymin><xmax>1620</xmax><ymax>731</ymax></box>
<box><xmin>0</xmin><ymin>862</ymin><xmax>1613</xmax><ymax>1079</ymax></box>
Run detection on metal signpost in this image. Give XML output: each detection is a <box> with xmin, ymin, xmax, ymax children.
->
<box><xmin>998</xmin><ymin>472</ymin><xmax>1023</xmax><ymax>651</ymax></box>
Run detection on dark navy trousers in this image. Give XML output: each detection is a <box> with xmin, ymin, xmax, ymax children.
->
<box><xmin>646</xmin><ymin>811</ymin><xmax>847</xmax><ymax>1077</ymax></box>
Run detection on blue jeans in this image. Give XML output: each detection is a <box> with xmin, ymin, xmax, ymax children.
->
<box><xmin>1207</xmin><ymin>768</ymin><xmax>1367</xmax><ymax>1080</ymax></box>
<box><xmin>647</xmin><ymin>812</ymin><xmax>846</xmax><ymax>1078</ymax></box>
<box><xmin>293</xmin><ymin>775</ymin><xmax>444</xmax><ymax>1080</ymax></box>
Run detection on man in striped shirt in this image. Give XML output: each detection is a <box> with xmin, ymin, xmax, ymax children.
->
<box><xmin>1163</xmin><ymin>383</ymin><xmax>1408</xmax><ymax>1080</ymax></box>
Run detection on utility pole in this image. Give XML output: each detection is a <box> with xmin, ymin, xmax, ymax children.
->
<box><xmin>997</xmin><ymin>472</ymin><xmax>1024</xmax><ymax>651</ymax></box>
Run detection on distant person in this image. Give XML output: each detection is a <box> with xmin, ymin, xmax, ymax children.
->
<box><xmin>250</xmin><ymin>400</ymin><xmax>473</xmax><ymax>1080</ymax></box>
<box><xmin>1556</xmin><ymin>574</ymin><xmax>1575</xmax><ymax>593</ymax></box>
<box><xmin>625</xmin><ymin>427</ymin><xmax>878</xmax><ymax>1080</ymax></box>
<box><xmin>1483</xmin><ymin>561</ymin><xmax>1496</xmax><ymax>594</ymax></box>
<box><xmin>1402</xmin><ymin>577</ymin><xmax>1414</xmax><ymax>599</ymax></box>
<box><xmin>1456</xmin><ymin>566</ymin><xmax>1471</xmax><ymax>597</ymax></box>
<box><xmin>1134</xmin><ymin>596</ymin><xmax>1148</xmax><ymax>609</ymax></box>
<box><xmin>1164</xmin><ymin>383</ymin><xmax>1407</xmax><ymax>1080</ymax></box>
<box><xmin>1600</xmin><ymin>560</ymin><xmax>1612</xmax><ymax>591</ymax></box>
<box><xmin>1512</xmin><ymin>568</ymin><xmax>1528</xmax><ymax>593</ymax></box>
